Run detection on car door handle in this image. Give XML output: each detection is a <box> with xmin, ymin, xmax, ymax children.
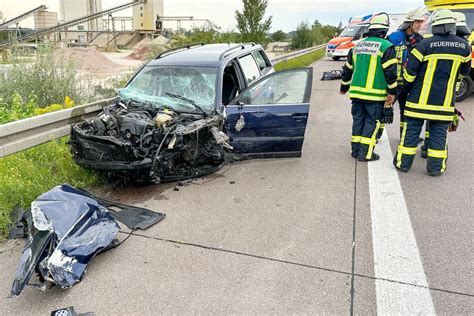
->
<box><xmin>292</xmin><ymin>114</ymin><xmax>306</xmax><ymax>121</ymax></box>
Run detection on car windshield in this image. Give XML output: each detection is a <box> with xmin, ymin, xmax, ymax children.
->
<box><xmin>119</xmin><ymin>66</ymin><xmax>218</xmax><ymax>113</ymax></box>
<box><xmin>339</xmin><ymin>25</ymin><xmax>365</xmax><ymax>37</ymax></box>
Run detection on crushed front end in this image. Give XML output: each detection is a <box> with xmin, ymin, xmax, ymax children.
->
<box><xmin>70</xmin><ymin>101</ymin><xmax>232</xmax><ymax>183</ymax></box>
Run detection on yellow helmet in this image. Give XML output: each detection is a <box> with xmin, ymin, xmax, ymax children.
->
<box><xmin>405</xmin><ymin>8</ymin><xmax>427</xmax><ymax>22</ymax></box>
<box><xmin>453</xmin><ymin>12</ymin><xmax>468</xmax><ymax>28</ymax></box>
<box><xmin>431</xmin><ymin>9</ymin><xmax>456</xmax><ymax>26</ymax></box>
<box><xmin>369</xmin><ymin>14</ymin><xmax>390</xmax><ymax>30</ymax></box>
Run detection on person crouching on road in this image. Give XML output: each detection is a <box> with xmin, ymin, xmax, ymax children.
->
<box><xmin>340</xmin><ymin>14</ymin><xmax>398</xmax><ymax>161</ymax></box>
<box><xmin>394</xmin><ymin>9</ymin><xmax>471</xmax><ymax>176</ymax></box>
<box><xmin>377</xmin><ymin>8</ymin><xmax>426</xmax><ymax>141</ymax></box>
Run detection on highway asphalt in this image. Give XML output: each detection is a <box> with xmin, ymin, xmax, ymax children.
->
<box><xmin>0</xmin><ymin>57</ymin><xmax>472</xmax><ymax>314</ymax></box>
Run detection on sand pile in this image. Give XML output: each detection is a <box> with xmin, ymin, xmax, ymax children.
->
<box><xmin>56</xmin><ymin>47</ymin><xmax>120</xmax><ymax>71</ymax></box>
<box><xmin>127</xmin><ymin>35</ymin><xmax>170</xmax><ymax>60</ymax></box>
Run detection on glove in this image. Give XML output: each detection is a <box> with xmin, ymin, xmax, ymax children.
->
<box><xmin>381</xmin><ymin>107</ymin><xmax>394</xmax><ymax>124</ymax></box>
<box><xmin>449</xmin><ymin>108</ymin><xmax>465</xmax><ymax>132</ymax></box>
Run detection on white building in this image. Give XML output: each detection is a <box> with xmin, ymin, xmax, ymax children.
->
<box><xmin>59</xmin><ymin>0</ymin><xmax>103</xmax><ymax>43</ymax></box>
<box><xmin>133</xmin><ymin>0</ymin><xmax>163</xmax><ymax>31</ymax></box>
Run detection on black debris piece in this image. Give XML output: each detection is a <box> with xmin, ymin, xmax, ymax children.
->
<box><xmin>51</xmin><ymin>306</ymin><xmax>94</xmax><ymax>316</ymax></box>
<box><xmin>8</xmin><ymin>206</ymin><xmax>28</xmax><ymax>239</ymax></box>
<box><xmin>75</xmin><ymin>188</ymin><xmax>166</xmax><ymax>231</ymax></box>
<box><xmin>321</xmin><ymin>70</ymin><xmax>343</xmax><ymax>81</ymax></box>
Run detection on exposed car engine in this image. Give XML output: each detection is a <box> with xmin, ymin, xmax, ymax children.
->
<box><xmin>70</xmin><ymin>101</ymin><xmax>232</xmax><ymax>183</ymax></box>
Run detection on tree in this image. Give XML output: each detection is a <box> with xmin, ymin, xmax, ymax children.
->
<box><xmin>291</xmin><ymin>22</ymin><xmax>313</xmax><ymax>49</ymax></box>
<box><xmin>271</xmin><ymin>30</ymin><xmax>286</xmax><ymax>42</ymax></box>
<box><xmin>235</xmin><ymin>0</ymin><xmax>272</xmax><ymax>45</ymax></box>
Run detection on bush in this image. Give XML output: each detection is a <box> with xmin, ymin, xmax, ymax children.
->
<box><xmin>0</xmin><ymin>45</ymin><xmax>95</xmax><ymax>108</ymax></box>
<box><xmin>0</xmin><ymin>138</ymin><xmax>102</xmax><ymax>239</ymax></box>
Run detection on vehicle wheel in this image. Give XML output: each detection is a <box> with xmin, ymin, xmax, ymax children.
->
<box><xmin>332</xmin><ymin>56</ymin><xmax>341</xmax><ymax>61</ymax></box>
<box><xmin>455</xmin><ymin>76</ymin><xmax>472</xmax><ymax>102</ymax></box>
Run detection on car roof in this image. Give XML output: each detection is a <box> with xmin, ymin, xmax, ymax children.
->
<box><xmin>147</xmin><ymin>43</ymin><xmax>261</xmax><ymax>67</ymax></box>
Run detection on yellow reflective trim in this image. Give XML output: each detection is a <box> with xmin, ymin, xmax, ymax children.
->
<box><xmin>348</xmin><ymin>92</ymin><xmax>387</xmax><ymax>101</ymax></box>
<box><xmin>366</xmin><ymin>120</ymin><xmax>381</xmax><ymax>159</ymax></box>
<box><xmin>403</xmin><ymin>69</ymin><xmax>416</xmax><ymax>83</ymax></box>
<box><xmin>411</xmin><ymin>48</ymin><xmax>424</xmax><ymax>62</ymax></box>
<box><xmin>404</xmin><ymin>110</ymin><xmax>453</xmax><ymax>121</ymax></box>
<box><xmin>428</xmin><ymin>149</ymin><xmax>448</xmax><ymax>159</ymax></box>
<box><xmin>406</xmin><ymin>101</ymin><xmax>455</xmax><ymax>112</ymax></box>
<box><xmin>378</xmin><ymin>51</ymin><xmax>384</xmax><ymax>57</ymax></box>
<box><xmin>423</xmin><ymin>54</ymin><xmax>468</xmax><ymax>62</ymax></box>
<box><xmin>463</xmin><ymin>55</ymin><xmax>471</xmax><ymax>63</ymax></box>
<box><xmin>382</xmin><ymin>58</ymin><xmax>398</xmax><ymax>69</ymax></box>
<box><xmin>425</xmin><ymin>131</ymin><xmax>430</xmax><ymax>138</ymax></box>
<box><xmin>350</xmin><ymin>86</ymin><xmax>387</xmax><ymax>94</ymax></box>
<box><xmin>345</xmin><ymin>62</ymin><xmax>353</xmax><ymax>70</ymax></box>
<box><xmin>396</xmin><ymin>122</ymin><xmax>408</xmax><ymax>168</ymax></box>
<box><xmin>387</xmin><ymin>81</ymin><xmax>397</xmax><ymax>89</ymax></box>
<box><xmin>352</xmin><ymin>136</ymin><xmax>361</xmax><ymax>143</ymax></box>
<box><xmin>419</xmin><ymin>59</ymin><xmax>437</xmax><ymax>106</ymax></box>
<box><xmin>366</xmin><ymin>54</ymin><xmax>378</xmax><ymax>90</ymax></box>
<box><xmin>380</xmin><ymin>123</ymin><xmax>386</xmax><ymax>129</ymax></box>
<box><xmin>342</xmin><ymin>80</ymin><xmax>352</xmax><ymax>86</ymax></box>
<box><xmin>360</xmin><ymin>137</ymin><xmax>376</xmax><ymax>146</ymax></box>
<box><xmin>444</xmin><ymin>60</ymin><xmax>461</xmax><ymax>107</ymax></box>
<box><xmin>398</xmin><ymin>146</ymin><xmax>417</xmax><ymax>155</ymax></box>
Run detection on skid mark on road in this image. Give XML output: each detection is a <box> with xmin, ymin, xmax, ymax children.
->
<box><xmin>368</xmin><ymin>132</ymin><xmax>435</xmax><ymax>314</ymax></box>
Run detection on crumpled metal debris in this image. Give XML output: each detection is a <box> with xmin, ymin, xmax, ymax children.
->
<box><xmin>11</xmin><ymin>184</ymin><xmax>120</xmax><ymax>296</ymax></box>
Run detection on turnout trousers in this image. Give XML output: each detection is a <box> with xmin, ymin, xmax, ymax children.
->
<box><xmin>393</xmin><ymin>117</ymin><xmax>450</xmax><ymax>174</ymax></box>
<box><xmin>351</xmin><ymin>101</ymin><xmax>383</xmax><ymax>160</ymax></box>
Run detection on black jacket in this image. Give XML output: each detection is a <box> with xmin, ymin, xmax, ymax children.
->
<box><xmin>403</xmin><ymin>34</ymin><xmax>471</xmax><ymax>121</ymax></box>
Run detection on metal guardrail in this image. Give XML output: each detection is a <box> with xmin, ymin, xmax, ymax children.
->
<box><xmin>0</xmin><ymin>98</ymin><xmax>115</xmax><ymax>158</ymax></box>
<box><xmin>271</xmin><ymin>44</ymin><xmax>327</xmax><ymax>64</ymax></box>
<box><xmin>0</xmin><ymin>43</ymin><xmax>328</xmax><ymax>158</ymax></box>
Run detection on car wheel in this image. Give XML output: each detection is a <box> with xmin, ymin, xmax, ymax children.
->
<box><xmin>332</xmin><ymin>56</ymin><xmax>341</xmax><ymax>61</ymax></box>
<box><xmin>455</xmin><ymin>76</ymin><xmax>472</xmax><ymax>102</ymax></box>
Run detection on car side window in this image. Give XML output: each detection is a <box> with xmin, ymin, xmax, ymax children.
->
<box><xmin>252</xmin><ymin>50</ymin><xmax>269</xmax><ymax>71</ymax></box>
<box><xmin>236</xmin><ymin>70</ymin><xmax>310</xmax><ymax>105</ymax></box>
<box><xmin>238</xmin><ymin>54</ymin><xmax>261</xmax><ymax>84</ymax></box>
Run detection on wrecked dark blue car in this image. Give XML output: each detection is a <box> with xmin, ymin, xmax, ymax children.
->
<box><xmin>70</xmin><ymin>43</ymin><xmax>313</xmax><ymax>183</ymax></box>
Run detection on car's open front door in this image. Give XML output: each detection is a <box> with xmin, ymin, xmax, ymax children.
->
<box><xmin>225</xmin><ymin>68</ymin><xmax>313</xmax><ymax>158</ymax></box>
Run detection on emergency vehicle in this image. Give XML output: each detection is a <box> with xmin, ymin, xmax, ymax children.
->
<box><xmin>424</xmin><ymin>0</ymin><xmax>474</xmax><ymax>101</ymax></box>
<box><xmin>326</xmin><ymin>13</ymin><xmax>404</xmax><ymax>60</ymax></box>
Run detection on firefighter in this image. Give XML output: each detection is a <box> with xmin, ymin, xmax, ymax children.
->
<box><xmin>394</xmin><ymin>9</ymin><xmax>471</xmax><ymax>176</ymax></box>
<box><xmin>377</xmin><ymin>8</ymin><xmax>426</xmax><ymax>141</ymax></box>
<box><xmin>421</xmin><ymin>11</ymin><xmax>472</xmax><ymax>158</ymax></box>
<box><xmin>341</xmin><ymin>14</ymin><xmax>398</xmax><ymax>161</ymax></box>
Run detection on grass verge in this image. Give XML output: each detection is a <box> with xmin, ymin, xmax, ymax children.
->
<box><xmin>0</xmin><ymin>138</ymin><xmax>102</xmax><ymax>239</ymax></box>
<box><xmin>274</xmin><ymin>48</ymin><xmax>326</xmax><ymax>71</ymax></box>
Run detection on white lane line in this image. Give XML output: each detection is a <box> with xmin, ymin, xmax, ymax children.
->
<box><xmin>368</xmin><ymin>131</ymin><xmax>435</xmax><ymax>314</ymax></box>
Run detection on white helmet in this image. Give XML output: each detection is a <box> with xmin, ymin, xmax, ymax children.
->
<box><xmin>431</xmin><ymin>9</ymin><xmax>456</xmax><ymax>26</ymax></box>
<box><xmin>453</xmin><ymin>12</ymin><xmax>468</xmax><ymax>28</ymax></box>
<box><xmin>405</xmin><ymin>8</ymin><xmax>427</xmax><ymax>22</ymax></box>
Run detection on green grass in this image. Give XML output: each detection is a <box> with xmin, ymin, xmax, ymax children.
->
<box><xmin>274</xmin><ymin>48</ymin><xmax>326</xmax><ymax>71</ymax></box>
<box><xmin>0</xmin><ymin>138</ymin><xmax>102</xmax><ymax>239</ymax></box>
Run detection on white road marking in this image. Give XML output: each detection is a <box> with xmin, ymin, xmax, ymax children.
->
<box><xmin>368</xmin><ymin>132</ymin><xmax>435</xmax><ymax>314</ymax></box>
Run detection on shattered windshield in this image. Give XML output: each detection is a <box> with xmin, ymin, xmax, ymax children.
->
<box><xmin>119</xmin><ymin>66</ymin><xmax>218</xmax><ymax>113</ymax></box>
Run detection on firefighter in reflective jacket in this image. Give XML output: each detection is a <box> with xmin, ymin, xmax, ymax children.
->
<box><xmin>377</xmin><ymin>8</ymin><xmax>426</xmax><ymax>140</ymax></box>
<box><xmin>341</xmin><ymin>14</ymin><xmax>398</xmax><ymax>161</ymax></box>
<box><xmin>421</xmin><ymin>11</ymin><xmax>472</xmax><ymax>158</ymax></box>
<box><xmin>394</xmin><ymin>9</ymin><xmax>471</xmax><ymax>176</ymax></box>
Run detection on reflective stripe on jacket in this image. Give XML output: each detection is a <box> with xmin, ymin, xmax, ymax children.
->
<box><xmin>341</xmin><ymin>36</ymin><xmax>398</xmax><ymax>102</ymax></box>
<box><xmin>387</xmin><ymin>30</ymin><xmax>424</xmax><ymax>84</ymax></box>
<box><xmin>403</xmin><ymin>34</ymin><xmax>471</xmax><ymax>121</ymax></box>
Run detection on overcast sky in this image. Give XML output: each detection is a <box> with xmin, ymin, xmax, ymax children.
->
<box><xmin>1</xmin><ymin>0</ymin><xmax>425</xmax><ymax>32</ymax></box>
